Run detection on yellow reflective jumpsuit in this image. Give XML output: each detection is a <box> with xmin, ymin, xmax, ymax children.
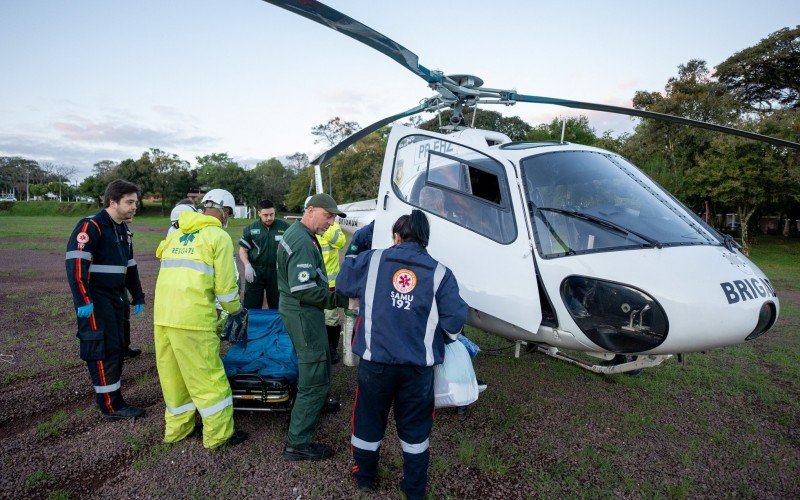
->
<box><xmin>153</xmin><ymin>211</ymin><xmax>241</xmax><ymax>449</ymax></box>
<box><xmin>316</xmin><ymin>222</ymin><xmax>346</xmax><ymax>327</ymax></box>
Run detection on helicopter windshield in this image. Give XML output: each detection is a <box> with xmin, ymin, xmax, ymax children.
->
<box><xmin>521</xmin><ymin>151</ymin><xmax>719</xmax><ymax>258</ymax></box>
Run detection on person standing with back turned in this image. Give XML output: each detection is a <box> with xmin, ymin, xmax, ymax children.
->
<box><xmin>337</xmin><ymin>210</ymin><xmax>468</xmax><ymax>498</ymax></box>
<box><xmin>277</xmin><ymin>193</ymin><xmax>349</xmax><ymax>461</ymax></box>
<box><xmin>153</xmin><ymin>188</ymin><xmax>248</xmax><ymax>449</ymax></box>
<box><xmin>65</xmin><ymin>179</ymin><xmax>146</xmax><ymax>419</ymax></box>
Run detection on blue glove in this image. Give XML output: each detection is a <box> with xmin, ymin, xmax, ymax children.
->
<box><xmin>133</xmin><ymin>303</ymin><xmax>145</xmax><ymax>316</ymax></box>
<box><xmin>77</xmin><ymin>303</ymin><xmax>94</xmax><ymax>318</ymax></box>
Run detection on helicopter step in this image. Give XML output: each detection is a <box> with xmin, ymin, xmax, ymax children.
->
<box><xmin>534</xmin><ymin>346</ymin><xmax>671</xmax><ymax>375</ymax></box>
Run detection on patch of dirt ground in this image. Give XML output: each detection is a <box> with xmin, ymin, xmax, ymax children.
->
<box><xmin>0</xmin><ymin>241</ymin><xmax>798</xmax><ymax>498</ymax></box>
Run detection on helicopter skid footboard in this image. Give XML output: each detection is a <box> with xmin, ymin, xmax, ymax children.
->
<box><xmin>535</xmin><ymin>346</ymin><xmax>671</xmax><ymax>374</ymax></box>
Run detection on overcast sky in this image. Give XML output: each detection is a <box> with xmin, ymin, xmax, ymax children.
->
<box><xmin>1</xmin><ymin>0</ymin><xmax>797</xmax><ymax>180</ymax></box>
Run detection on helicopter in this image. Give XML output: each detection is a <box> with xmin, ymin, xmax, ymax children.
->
<box><xmin>262</xmin><ymin>0</ymin><xmax>798</xmax><ymax>374</ymax></box>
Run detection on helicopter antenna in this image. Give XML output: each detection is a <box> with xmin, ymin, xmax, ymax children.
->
<box><xmin>560</xmin><ymin>117</ymin><xmax>566</xmax><ymax>144</ymax></box>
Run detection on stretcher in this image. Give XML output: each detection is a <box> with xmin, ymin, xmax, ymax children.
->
<box><xmin>223</xmin><ymin>309</ymin><xmax>298</xmax><ymax>413</ymax></box>
<box><xmin>228</xmin><ymin>373</ymin><xmax>296</xmax><ymax>412</ymax></box>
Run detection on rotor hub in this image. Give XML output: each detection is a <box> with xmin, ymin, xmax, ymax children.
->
<box><xmin>447</xmin><ymin>74</ymin><xmax>484</xmax><ymax>88</ymax></box>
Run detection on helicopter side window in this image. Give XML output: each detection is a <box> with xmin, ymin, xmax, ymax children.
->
<box><xmin>392</xmin><ymin>135</ymin><xmax>517</xmax><ymax>244</ymax></box>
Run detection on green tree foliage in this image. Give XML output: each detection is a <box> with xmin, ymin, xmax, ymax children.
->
<box><xmin>311</xmin><ymin>117</ymin><xmax>362</xmax><ymax>147</ymax></box>
<box><xmin>419</xmin><ymin>109</ymin><xmax>532</xmax><ymax>141</ymax></box>
<box><xmin>622</xmin><ymin>59</ymin><xmax>741</xmax><ymax>201</ymax></box>
<box><xmin>284</xmin><ymin>166</ymin><xmax>315</xmax><ymax>212</ymax></box>
<box><xmin>146</xmin><ymin>149</ymin><xmax>194</xmax><ymax>213</ymax></box>
<box><xmin>248</xmin><ymin>157</ymin><xmax>295</xmax><ymax>209</ymax></box>
<box><xmin>285</xmin><ymin>152</ymin><xmax>310</xmax><ymax>173</ymax></box>
<box><xmin>195</xmin><ymin>152</ymin><xmax>249</xmax><ymax>205</ymax></box>
<box><xmin>689</xmin><ymin>114</ymin><xmax>800</xmax><ymax>253</ymax></box>
<box><xmin>0</xmin><ymin>156</ymin><xmax>49</xmax><ymax>199</ymax></box>
<box><xmin>526</xmin><ymin>116</ymin><xmax>599</xmax><ymax>145</ymax></box>
<box><xmin>79</xmin><ymin>175</ymin><xmax>105</xmax><ymax>204</ymax></box>
<box><xmin>328</xmin><ymin>130</ymin><xmax>387</xmax><ymax>203</ymax></box>
<box><xmin>716</xmin><ymin>26</ymin><xmax>800</xmax><ymax>111</ymax></box>
<box><xmin>116</xmin><ymin>157</ymin><xmax>156</xmax><ymax>206</ymax></box>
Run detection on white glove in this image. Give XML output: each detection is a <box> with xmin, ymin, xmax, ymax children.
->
<box><xmin>244</xmin><ymin>263</ymin><xmax>256</xmax><ymax>283</ymax></box>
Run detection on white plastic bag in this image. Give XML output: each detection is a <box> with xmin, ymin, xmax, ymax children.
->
<box><xmin>434</xmin><ymin>340</ymin><xmax>479</xmax><ymax>408</ymax></box>
<box><xmin>342</xmin><ymin>298</ymin><xmax>360</xmax><ymax>367</ymax></box>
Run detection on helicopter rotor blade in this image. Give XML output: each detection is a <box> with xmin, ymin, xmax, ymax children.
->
<box><xmin>312</xmin><ymin>101</ymin><xmax>440</xmax><ymax>166</ymax></box>
<box><xmin>506</xmin><ymin>92</ymin><xmax>800</xmax><ymax>150</ymax></box>
<box><xmin>261</xmin><ymin>0</ymin><xmax>440</xmax><ymax>84</ymax></box>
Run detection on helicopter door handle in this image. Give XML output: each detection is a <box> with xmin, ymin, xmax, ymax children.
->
<box><xmin>383</xmin><ymin>191</ymin><xmax>389</xmax><ymax>210</ymax></box>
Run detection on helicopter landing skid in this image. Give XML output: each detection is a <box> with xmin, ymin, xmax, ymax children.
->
<box><xmin>535</xmin><ymin>346</ymin><xmax>671</xmax><ymax>374</ymax></box>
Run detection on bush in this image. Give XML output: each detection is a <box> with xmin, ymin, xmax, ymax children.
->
<box><xmin>0</xmin><ymin>201</ymin><xmax>99</xmax><ymax>217</ymax></box>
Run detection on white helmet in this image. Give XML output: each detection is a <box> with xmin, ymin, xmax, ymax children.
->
<box><xmin>170</xmin><ymin>203</ymin><xmax>196</xmax><ymax>223</ymax></box>
<box><xmin>201</xmin><ymin>189</ymin><xmax>236</xmax><ymax>218</ymax></box>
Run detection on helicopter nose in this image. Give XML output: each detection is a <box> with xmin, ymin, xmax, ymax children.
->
<box><xmin>745</xmin><ymin>301</ymin><xmax>777</xmax><ymax>341</ymax></box>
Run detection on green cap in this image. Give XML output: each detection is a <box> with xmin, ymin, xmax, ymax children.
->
<box><xmin>306</xmin><ymin>193</ymin><xmax>346</xmax><ymax>217</ymax></box>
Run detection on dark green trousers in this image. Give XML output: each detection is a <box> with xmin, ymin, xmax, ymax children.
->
<box><xmin>243</xmin><ymin>267</ymin><xmax>280</xmax><ymax>309</ymax></box>
<box><xmin>280</xmin><ymin>304</ymin><xmax>331</xmax><ymax>447</ymax></box>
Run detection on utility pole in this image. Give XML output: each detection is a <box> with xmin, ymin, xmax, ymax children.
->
<box><xmin>26</xmin><ymin>170</ymin><xmax>29</xmax><ymax>201</ymax></box>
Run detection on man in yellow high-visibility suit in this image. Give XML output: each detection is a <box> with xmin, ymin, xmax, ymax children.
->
<box><xmin>316</xmin><ymin>221</ymin><xmax>346</xmax><ymax>363</ymax></box>
<box><xmin>153</xmin><ymin>189</ymin><xmax>248</xmax><ymax>449</ymax></box>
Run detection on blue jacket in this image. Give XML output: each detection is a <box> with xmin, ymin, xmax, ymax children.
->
<box><xmin>337</xmin><ymin>241</ymin><xmax>467</xmax><ymax>366</ymax></box>
<box><xmin>65</xmin><ymin>209</ymin><xmax>145</xmax><ymax>309</ymax></box>
<box><xmin>345</xmin><ymin>220</ymin><xmax>374</xmax><ymax>256</ymax></box>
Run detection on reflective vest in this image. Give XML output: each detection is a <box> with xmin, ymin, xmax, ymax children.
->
<box><xmin>316</xmin><ymin>222</ymin><xmax>346</xmax><ymax>287</ymax></box>
<box><xmin>154</xmin><ymin>211</ymin><xmax>241</xmax><ymax>330</ymax></box>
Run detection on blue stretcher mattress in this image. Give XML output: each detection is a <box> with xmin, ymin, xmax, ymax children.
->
<box><xmin>223</xmin><ymin>309</ymin><xmax>298</xmax><ymax>383</ymax></box>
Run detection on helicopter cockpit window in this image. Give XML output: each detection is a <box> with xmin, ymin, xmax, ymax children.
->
<box><xmin>392</xmin><ymin>134</ymin><xmax>516</xmax><ymax>244</ymax></box>
<box><xmin>521</xmin><ymin>151</ymin><xmax>719</xmax><ymax>258</ymax></box>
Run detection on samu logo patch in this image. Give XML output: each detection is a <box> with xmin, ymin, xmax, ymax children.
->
<box><xmin>392</xmin><ymin>269</ymin><xmax>417</xmax><ymax>293</ymax></box>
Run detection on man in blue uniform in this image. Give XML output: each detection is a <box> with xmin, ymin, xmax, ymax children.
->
<box><xmin>337</xmin><ymin>210</ymin><xmax>468</xmax><ymax>498</ymax></box>
<box><xmin>65</xmin><ymin>179</ymin><xmax>146</xmax><ymax>419</ymax></box>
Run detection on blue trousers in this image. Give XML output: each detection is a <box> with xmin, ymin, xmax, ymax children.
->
<box><xmin>351</xmin><ymin>359</ymin><xmax>433</xmax><ymax>500</ymax></box>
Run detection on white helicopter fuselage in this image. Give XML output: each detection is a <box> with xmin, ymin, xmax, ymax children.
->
<box><xmin>335</xmin><ymin>125</ymin><xmax>779</xmax><ymax>358</ymax></box>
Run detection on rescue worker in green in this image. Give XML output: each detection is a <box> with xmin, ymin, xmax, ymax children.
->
<box><xmin>239</xmin><ymin>199</ymin><xmax>289</xmax><ymax>309</ymax></box>
<box><xmin>278</xmin><ymin>193</ymin><xmax>349</xmax><ymax>461</ymax></box>
<box><xmin>153</xmin><ymin>189</ymin><xmax>248</xmax><ymax>449</ymax></box>
<box><xmin>316</xmin><ymin>220</ymin><xmax>346</xmax><ymax>363</ymax></box>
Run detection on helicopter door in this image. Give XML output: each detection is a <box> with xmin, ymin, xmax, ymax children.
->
<box><xmin>374</xmin><ymin>125</ymin><xmax>543</xmax><ymax>335</ymax></box>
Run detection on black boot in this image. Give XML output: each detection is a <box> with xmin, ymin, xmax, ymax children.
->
<box><xmin>326</xmin><ymin>325</ymin><xmax>341</xmax><ymax>365</ymax></box>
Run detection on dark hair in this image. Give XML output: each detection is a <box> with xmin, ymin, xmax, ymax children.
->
<box><xmin>392</xmin><ymin>209</ymin><xmax>430</xmax><ymax>248</ymax></box>
<box><xmin>258</xmin><ymin>199</ymin><xmax>275</xmax><ymax>210</ymax></box>
<box><xmin>103</xmin><ymin>179</ymin><xmax>141</xmax><ymax>207</ymax></box>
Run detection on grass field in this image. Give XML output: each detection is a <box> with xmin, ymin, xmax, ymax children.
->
<box><xmin>0</xmin><ymin>214</ymin><xmax>798</xmax><ymax>498</ymax></box>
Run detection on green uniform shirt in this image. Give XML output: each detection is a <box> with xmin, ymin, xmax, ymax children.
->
<box><xmin>276</xmin><ymin>221</ymin><xmax>339</xmax><ymax>312</ymax></box>
<box><xmin>239</xmin><ymin>219</ymin><xmax>289</xmax><ymax>271</ymax></box>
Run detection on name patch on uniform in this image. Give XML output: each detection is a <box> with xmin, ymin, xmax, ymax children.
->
<box><xmin>76</xmin><ymin>232</ymin><xmax>90</xmax><ymax>244</ymax></box>
<box><xmin>251</xmin><ymin>229</ymin><xmax>261</xmax><ymax>235</ymax></box>
<box><xmin>298</xmin><ymin>271</ymin><xmax>310</xmax><ymax>282</ymax></box>
<box><xmin>275</xmin><ymin>235</ymin><xmax>283</xmax><ymax>241</ymax></box>
<box><xmin>392</xmin><ymin>269</ymin><xmax>417</xmax><ymax>293</ymax></box>
<box><xmin>296</xmin><ymin>263</ymin><xmax>312</xmax><ymax>268</ymax></box>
